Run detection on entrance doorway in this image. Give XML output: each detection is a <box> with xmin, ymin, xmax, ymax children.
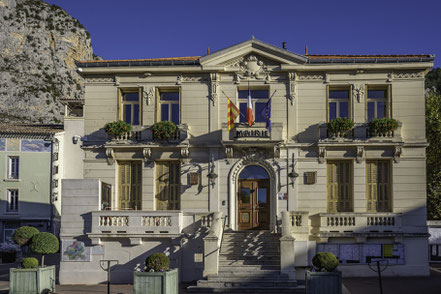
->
<box><xmin>237</xmin><ymin>165</ymin><xmax>270</xmax><ymax>230</ymax></box>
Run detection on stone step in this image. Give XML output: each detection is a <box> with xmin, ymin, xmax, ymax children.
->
<box><xmin>221</xmin><ymin>242</ymin><xmax>280</xmax><ymax>247</ymax></box>
<box><xmin>195</xmin><ymin>281</ymin><xmax>299</xmax><ymax>288</ymax></box>
<box><xmin>208</xmin><ymin>273</ymin><xmax>289</xmax><ymax>281</ymax></box>
<box><xmin>219</xmin><ymin>255</ymin><xmax>280</xmax><ymax>260</ymax></box>
<box><xmin>220</xmin><ymin>250</ymin><xmax>280</xmax><ymax>255</ymax></box>
<box><xmin>187</xmin><ymin>285</ymin><xmax>305</xmax><ymax>293</ymax></box>
<box><xmin>218</xmin><ymin>267</ymin><xmax>280</xmax><ymax>273</ymax></box>
<box><xmin>219</xmin><ymin>260</ymin><xmax>280</xmax><ymax>266</ymax></box>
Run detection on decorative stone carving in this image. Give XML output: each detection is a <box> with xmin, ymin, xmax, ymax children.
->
<box><xmin>318</xmin><ymin>146</ymin><xmax>326</xmax><ymax>164</ymax></box>
<box><xmin>353</xmin><ymin>84</ymin><xmax>365</xmax><ymax>103</ymax></box>
<box><xmin>394</xmin><ymin>146</ymin><xmax>402</xmax><ymax>163</ymax></box>
<box><xmin>225</xmin><ymin>147</ymin><xmax>233</xmax><ymax>159</ymax></box>
<box><xmin>106</xmin><ymin>148</ymin><xmax>114</xmax><ymax>165</ymax></box>
<box><xmin>181</xmin><ymin>75</ymin><xmax>207</xmax><ymax>82</ymax></box>
<box><xmin>85</xmin><ymin>77</ymin><xmax>114</xmax><ymax>83</ymax></box>
<box><xmin>265</xmin><ymin>73</ymin><xmax>272</xmax><ymax>84</ymax></box>
<box><xmin>230</xmin><ymin>55</ymin><xmax>270</xmax><ymax>80</ymax></box>
<box><xmin>140</xmin><ymin>72</ymin><xmax>152</xmax><ymax>79</ymax></box>
<box><xmin>297</xmin><ymin>73</ymin><xmax>325</xmax><ymax>81</ymax></box>
<box><xmin>324</xmin><ymin>73</ymin><xmax>330</xmax><ymax>83</ymax></box>
<box><xmin>240</xmin><ymin>148</ymin><xmax>270</xmax><ymax>163</ymax></box>
<box><xmin>210</xmin><ymin>73</ymin><xmax>219</xmax><ymax>105</ymax></box>
<box><xmin>142</xmin><ymin>148</ymin><xmax>152</xmax><ymax>163</ymax></box>
<box><xmin>274</xmin><ymin>145</ymin><xmax>280</xmax><ymax>158</ymax></box>
<box><xmin>181</xmin><ymin>147</ymin><xmax>190</xmax><ymax>163</ymax></box>
<box><xmin>356</xmin><ymin>146</ymin><xmax>365</xmax><ymax>163</ymax></box>
<box><xmin>145</xmin><ymin>87</ymin><xmax>154</xmax><ymax>105</ymax></box>
<box><xmin>114</xmin><ymin>76</ymin><xmax>120</xmax><ymax>86</ymax></box>
<box><xmin>234</xmin><ymin>73</ymin><xmax>241</xmax><ymax>84</ymax></box>
<box><xmin>288</xmin><ymin>72</ymin><xmax>297</xmax><ymax>105</ymax></box>
<box><xmin>393</xmin><ymin>72</ymin><xmax>425</xmax><ymax>79</ymax></box>
<box><xmin>176</xmin><ymin>74</ymin><xmax>183</xmax><ymax>85</ymax></box>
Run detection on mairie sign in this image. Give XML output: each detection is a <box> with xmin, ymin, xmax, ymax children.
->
<box><xmin>235</xmin><ymin>129</ymin><xmax>269</xmax><ymax>138</ymax></box>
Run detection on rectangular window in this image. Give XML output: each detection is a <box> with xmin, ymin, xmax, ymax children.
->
<box><xmin>158</xmin><ymin>90</ymin><xmax>180</xmax><ymax>125</ymax></box>
<box><xmin>366</xmin><ymin>160</ymin><xmax>391</xmax><ymax>212</ymax></box>
<box><xmin>328</xmin><ymin>87</ymin><xmax>350</xmax><ymax>121</ymax></box>
<box><xmin>101</xmin><ymin>182</ymin><xmax>112</xmax><ymax>210</ymax></box>
<box><xmin>367</xmin><ymin>87</ymin><xmax>388</xmax><ymax>122</ymax></box>
<box><xmin>238</xmin><ymin>89</ymin><xmax>269</xmax><ymax>123</ymax></box>
<box><xmin>327</xmin><ymin>160</ymin><xmax>353</xmax><ymax>213</ymax></box>
<box><xmin>7</xmin><ymin>156</ymin><xmax>19</xmax><ymax>179</ymax></box>
<box><xmin>119</xmin><ymin>89</ymin><xmax>141</xmax><ymax>126</ymax></box>
<box><xmin>7</xmin><ymin>189</ymin><xmax>19</xmax><ymax>212</ymax></box>
<box><xmin>118</xmin><ymin>162</ymin><xmax>142</xmax><ymax>210</ymax></box>
<box><xmin>155</xmin><ymin>161</ymin><xmax>180</xmax><ymax>210</ymax></box>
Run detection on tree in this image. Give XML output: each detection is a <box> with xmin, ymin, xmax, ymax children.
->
<box><xmin>426</xmin><ymin>68</ymin><xmax>441</xmax><ymax>219</ymax></box>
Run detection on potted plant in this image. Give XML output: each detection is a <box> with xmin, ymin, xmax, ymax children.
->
<box><xmin>151</xmin><ymin>121</ymin><xmax>178</xmax><ymax>140</ymax></box>
<box><xmin>9</xmin><ymin>230</ymin><xmax>59</xmax><ymax>294</ymax></box>
<box><xmin>133</xmin><ymin>253</ymin><xmax>178</xmax><ymax>294</ymax></box>
<box><xmin>13</xmin><ymin>225</ymin><xmax>40</xmax><ymax>256</ymax></box>
<box><xmin>305</xmin><ymin>252</ymin><xmax>342</xmax><ymax>294</ymax></box>
<box><xmin>327</xmin><ymin>117</ymin><xmax>354</xmax><ymax>138</ymax></box>
<box><xmin>0</xmin><ymin>243</ymin><xmax>19</xmax><ymax>263</ymax></box>
<box><xmin>368</xmin><ymin>117</ymin><xmax>399</xmax><ymax>137</ymax></box>
<box><xmin>104</xmin><ymin>120</ymin><xmax>133</xmax><ymax>140</ymax></box>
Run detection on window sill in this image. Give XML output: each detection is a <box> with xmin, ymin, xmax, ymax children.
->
<box><xmin>5</xmin><ymin>211</ymin><xmax>19</xmax><ymax>215</ymax></box>
<box><xmin>4</xmin><ymin>179</ymin><xmax>20</xmax><ymax>182</ymax></box>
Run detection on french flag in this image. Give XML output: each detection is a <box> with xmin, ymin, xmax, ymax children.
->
<box><xmin>246</xmin><ymin>88</ymin><xmax>254</xmax><ymax>126</ymax></box>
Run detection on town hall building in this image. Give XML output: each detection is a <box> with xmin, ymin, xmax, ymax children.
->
<box><xmin>59</xmin><ymin>38</ymin><xmax>434</xmax><ymax>289</ymax></box>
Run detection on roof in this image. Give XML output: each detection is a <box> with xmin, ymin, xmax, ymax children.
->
<box><xmin>0</xmin><ymin>124</ymin><xmax>64</xmax><ymax>138</ymax></box>
<box><xmin>76</xmin><ymin>56</ymin><xmax>201</xmax><ymax>68</ymax></box>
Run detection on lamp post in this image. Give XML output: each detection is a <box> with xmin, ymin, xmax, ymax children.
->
<box><xmin>207</xmin><ymin>154</ymin><xmax>218</xmax><ymax>188</ymax></box>
<box><xmin>287</xmin><ymin>153</ymin><xmax>299</xmax><ymax>187</ymax></box>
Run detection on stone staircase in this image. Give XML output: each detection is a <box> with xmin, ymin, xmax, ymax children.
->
<box><xmin>188</xmin><ymin>231</ymin><xmax>304</xmax><ymax>293</ymax></box>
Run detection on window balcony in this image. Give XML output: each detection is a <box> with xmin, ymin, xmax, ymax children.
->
<box><xmin>105</xmin><ymin>124</ymin><xmax>189</xmax><ymax>145</ymax></box>
<box><xmin>318</xmin><ymin>122</ymin><xmax>402</xmax><ymax>143</ymax></box>
<box><xmin>221</xmin><ymin>122</ymin><xmax>283</xmax><ymax>143</ymax></box>
<box><xmin>89</xmin><ymin>210</ymin><xmax>183</xmax><ymax>245</ymax></box>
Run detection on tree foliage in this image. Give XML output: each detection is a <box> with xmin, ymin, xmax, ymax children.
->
<box><xmin>426</xmin><ymin>68</ymin><xmax>441</xmax><ymax>220</ymax></box>
<box><xmin>13</xmin><ymin>226</ymin><xmax>39</xmax><ymax>246</ymax></box>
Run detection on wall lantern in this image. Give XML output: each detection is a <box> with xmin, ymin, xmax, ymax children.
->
<box><xmin>288</xmin><ymin>153</ymin><xmax>298</xmax><ymax>187</ymax></box>
<box><xmin>207</xmin><ymin>154</ymin><xmax>218</xmax><ymax>187</ymax></box>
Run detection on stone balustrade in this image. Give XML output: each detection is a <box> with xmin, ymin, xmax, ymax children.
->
<box><xmin>318</xmin><ymin>122</ymin><xmax>402</xmax><ymax>143</ymax></box>
<box><xmin>89</xmin><ymin>210</ymin><xmax>183</xmax><ymax>245</ymax></box>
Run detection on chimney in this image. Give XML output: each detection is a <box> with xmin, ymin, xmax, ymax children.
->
<box><xmin>282</xmin><ymin>42</ymin><xmax>287</xmax><ymax>49</ymax></box>
<box><xmin>207</xmin><ymin>47</ymin><xmax>210</xmax><ymax>55</ymax></box>
<box><xmin>305</xmin><ymin>45</ymin><xmax>308</xmax><ymax>55</ymax></box>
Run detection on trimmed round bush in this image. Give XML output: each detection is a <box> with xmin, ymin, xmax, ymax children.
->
<box><xmin>145</xmin><ymin>253</ymin><xmax>170</xmax><ymax>272</ymax></box>
<box><xmin>13</xmin><ymin>226</ymin><xmax>40</xmax><ymax>246</ymax></box>
<box><xmin>312</xmin><ymin>252</ymin><xmax>338</xmax><ymax>272</ymax></box>
<box><xmin>30</xmin><ymin>232</ymin><xmax>59</xmax><ymax>255</ymax></box>
<box><xmin>22</xmin><ymin>257</ymin><xmax>39</xmax><ymax>269</ymax></box>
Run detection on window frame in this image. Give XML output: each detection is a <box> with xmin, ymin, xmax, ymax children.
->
<box><xmin>156</xmin><ymin>88</ymin><xmax>181</xmax><ymax>125</ymax></box>
<box><xmin>155</xmin><ymin>161</ymin><xmax>181</xmax><ymax>211</ymax></box>
<box><xmin>327</xmin><ymin>85</ymin><xmax>353</xmax><ymax>122</ymax></box>
<box><xmin>6</xmin><ymin>189</ymin><xmax>19</xmax><ymax>213</ymax></box>
<box><xmin>366</xmin><ymin>85</ymin><xmax>391</xmax><ymax>122</ymax></box>
<box><xmin>118</xmin><ymin>87</ymin><xmax>142</xmax><ymax>126</ymax></box>
<box><xmin>366</xmin><ymin>159</ymin><xmax>392</xmax><ymax>212</ymax></box>
<box><xmin>237</xmin><ymin>87</ymin><xmax>270</xmax><ymax>124</ymax></box>
<box><xmin>7</xmin><ymin>156</ymin><xmax>19</xmax><ymax>180</ymax></box>
<box><xmin>327</xmin><ymin>160</ymin><xmax>353</xmax><ymax>213</ymax></box>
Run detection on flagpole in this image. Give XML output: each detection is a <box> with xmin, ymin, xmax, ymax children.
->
<box><xmin>221</xmin><ymin>90</ymin><xmax>247</xmax><ymax>120</ymax></box>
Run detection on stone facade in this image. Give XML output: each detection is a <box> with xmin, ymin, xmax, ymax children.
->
<box><xmin>59</xmin><ymin>39</ymin><xmax>434</xmax><ymax>284</ymax></box>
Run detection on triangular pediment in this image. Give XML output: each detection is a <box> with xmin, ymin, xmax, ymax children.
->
<box><xmin>199</xmin><ymin>38</ymin><xmax>307</xmax><ymax>69</ymax></box>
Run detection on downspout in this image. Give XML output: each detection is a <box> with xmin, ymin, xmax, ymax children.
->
<box><xmin>48</xmin><ymin>137</ymin><xmax>54</xmax><ymax>233</ymax></box>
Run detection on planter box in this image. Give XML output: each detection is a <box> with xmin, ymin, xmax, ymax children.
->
<box><xmin>133</xmin><ymin>268</ymin><xmax>178</xmax><ymax>294</ymax></box>
<box><xmin>1</xmin><ymin>251</ymin><xmax>16</xmax><ymax>263</ymax></box>
<box><xmin>305</xmin><ymin>270</ymin><xmax>342</xmax><ymax>294</ymax></box>
<box><xmin>10</xmin><ymin>265</ymin><xmax>56</xmax><ymax>294</ymax></box>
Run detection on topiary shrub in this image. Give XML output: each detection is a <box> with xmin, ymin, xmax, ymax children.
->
<box><xmin>312</xmin><ymin>252</ymin><xmax>339</xmax><ymax>272</ymax></box>
<box><xmin>30</xmin><ymin>232</ymin><xmax>59</xmax><ymax>267</ymax></box>
<box><xmin>13</xmin><ymin>226</ymin><xmax>40</xmax><ymax>246</ymax></box>
<box><xmin>22</xmin><ymin>257</ymin><xmax>38</xmax><ymax>269</ymax></box>
<box><xmin>151</xmin><ymin>121</ymin><xmax>178</xmax><ymax>140</ymax></box>
<box><xmin>327</xmin><ymin>117</ymin><xmax>354</xmax><ymax>137</ymax></box>
<box><xmin>368</xmin><ymin>117</ymin><xmax>399</xmax><ymax>136</ymax></box>
<box><xmin>104</xmin><ymin>120</ymin><xmax>132</xmax><ymax>138</ymax></box>
<box><xmin>145</xmin><ymin>253</ymin><xmax>170</xmax><ymax>272</ymax></box>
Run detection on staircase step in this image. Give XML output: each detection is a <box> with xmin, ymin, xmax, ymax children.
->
<box><xmin>187</xmin><ymin>285</ymin><xmax>305</xmax><ymax>293</ymax></box>
<box><xmin>219</xmin><ymin>255</ymin><xmax>280</xmax><ymax>260</ymax></box>
<box><xmin>219</xmin><ymin>260</ymin><xmax>280</xmax><ymax>266</ymax></box>
<box><xmin>208</xmin><ymin>273</ymin><xmax>289</xmax><ymax>281</ymax></box>
<box><xmin>197</xmin><ymin>280</ymin><xmax>298</xmax><ymax>288</ymax></box>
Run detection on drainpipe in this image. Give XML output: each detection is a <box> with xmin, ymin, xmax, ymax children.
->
<box><xmin>48</xmin><ymin>137</ymin><xmax>54</xmax><ymax>233</ymax></box>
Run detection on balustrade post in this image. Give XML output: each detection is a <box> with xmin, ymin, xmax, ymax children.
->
<box><xmin>280</xmin><ymin>211</ymin><xmax>296</xmax><ymax>280</ymax></box>
<box><xmin>203</xmin><ymin>212</ymin><xmax>223</xmax><ymax>277</ymax></box>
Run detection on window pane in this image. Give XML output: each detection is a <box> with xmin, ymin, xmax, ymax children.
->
<box><xmin>339</xmin><ymin>102</ymin><xmax>349</xmax><ymax>118</ymax></box>
<box><xmin>239</xmin><ymin>165</ymin><xmax>269</xmax><ymax>179</ymax></box>
<box><xmin>240</xmin><ymin>188</ymin><xmax>250</xmax><ymax>203</ymax></box>
<box><xmin>171</xmin><ymin>104</ymin><xmax>180</xmax><ymax>125</ymax></box>
<box><xmin>161</xmin><ymin>104</ymin><xmax>169</xmax><ymax>122</ymax></box>
<box><xmin>255</xmin><ymin>102</ymin><xmax>267</xmax><ymax>122</ymax></box>
<box><xmin>329</xmin><ymin>90</ymin><xmax>349</xmax><ymax>99</ymax></box>
<box><xmin>367</xmin><ymin>102</ymin><xmax>375</xmax><ymax>121</ymax></box>
<box><xmin>377</xmin><ymin>102</ymin><xmax>385</xmax><ymax>119</ymax></box>
<box><xmin>238</xmin><ymin>90</ymin><xmax>268</xmax><ymax>99</ymax></box>
<box><xmin>258</xmin><ymin>188</ymin><xmax>267</xmax><ymax>204</ymax></box>
<box><xmin>124</xmin><ymin>104</ymin><xmax>132</xmax><ymax>124</ymax></box>
<box><xmin>133</xmin><ymin>104</ymin><xmax>139</xmax><ymax>125</ymax></box>
<box><xmin>239</xmin><ymin>103</ymin><xmax>247</xmax><ymax>123</ymax></box>
<box><xmin>329</xmin><ymin>102</ymin><xmax>337</xmax><ymax>120</ymax></box>
<box><xmin>161</xmin><ymin>92</ymin><xmax>179</xmax><ymax>101</ymax></box>
<box><xmin>123</xmin><ymin>92</ymin><xmax>139</xmax><ymax>102</ymax></box>
<box><xmin>368</xmin><ymin>90</ymin><xmax>386</xmax><ymax>99</ymax></box>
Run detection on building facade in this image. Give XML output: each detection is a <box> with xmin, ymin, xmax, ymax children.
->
<box><xmin>59</xmin><ymin>39</ymin><xmax>434</xmax><ymax>284</ymax></box>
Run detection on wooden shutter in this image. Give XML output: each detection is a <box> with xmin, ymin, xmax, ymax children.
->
<box><xmin>118</xmin><ymin>162</ymin><xmax>141</xmax><ymax>210</ymax></box>
<box><xmin>327</xmin><ymin>161</ymin><xmax>352</xmax><ymax>213</ymax></box>
<box><xmin>156</xmin><ymin>161</ymin><xmax>180</xmax><ymax>210</ymax></box>
<box><xmin>367</xmin><ymin>160</ymin><xmax>391</xmax><ymax>212</ymax></box>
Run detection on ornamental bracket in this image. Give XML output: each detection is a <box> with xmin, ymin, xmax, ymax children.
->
<box><xmin>106</xmin><ymin>147</ymin><xmax>115</xmax><ymax>165</ymax></box>
<box><xmin>394</xmin><ymin>146</ymin><xmax>402</xmax><ymax>163</ymax></box>
<box><xmin>181</xmin><ymin>146</ymin><xmax>190</xmax><ymax>164</ymax></box>
<box><xmin>143</xmin><ymin>148</ymin><xmax>152</xmax><ymax>163</ymax></box>
<box><xmin>356</xmin><ymin>146</ymin><xmax>365</xmax><ymax>163</ymax></box>
<box><xmin>318</xmin><ymin>146</ymin><xmax>326</xmax><ymax>164</ymax></box>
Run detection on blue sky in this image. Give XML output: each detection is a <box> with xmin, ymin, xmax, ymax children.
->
<box><xmin>45</xmin><ymin>0</ymin><xmax>441</xmax><ymax>68</ymax></box>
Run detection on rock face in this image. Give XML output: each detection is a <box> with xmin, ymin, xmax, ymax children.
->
<box><xmin>0</xmin><ymin>0</ymin><xmax>93</xmax><ymax>123</ymax></box>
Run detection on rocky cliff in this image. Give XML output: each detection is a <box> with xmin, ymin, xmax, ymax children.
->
<box><xmin>0</xmin><ymin>0</ymin><xmax>93</xmax><ymax>123</ymax></box>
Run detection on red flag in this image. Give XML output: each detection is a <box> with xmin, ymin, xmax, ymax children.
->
<box><xmin>246</xmin><ymin>88</ymin><xmax>253</xmax><ymax>126</ymax></box>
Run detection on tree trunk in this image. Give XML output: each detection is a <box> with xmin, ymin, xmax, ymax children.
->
<box><xmin>41</xmin><ymin>255</ymin><xmax>45</xmax><ymax>267</ymax></box>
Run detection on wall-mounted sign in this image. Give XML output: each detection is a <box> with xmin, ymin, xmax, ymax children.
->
<box><xmin>235</xmin><ymin>129</ymin><xmax>269</xmax><ymax>138</ymax></box>
<box><xmin>189</xmin><ymin>172</ymin><xmax>200</xmax><ymax>185</ymax></box>
<box><xmin>304</xmin><ymin>172</ymin><xmax>317</xmax><ymax>185</ymax></box>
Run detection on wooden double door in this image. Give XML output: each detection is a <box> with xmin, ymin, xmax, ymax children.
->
<box><xmin>238</xmin><ymin>179</ymin><xmax>270</xmax><ymax>230</ymax></box>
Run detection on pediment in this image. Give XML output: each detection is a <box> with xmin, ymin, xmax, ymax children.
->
<box><xmin>199</xmin><ymin>38</ymin><xmax>307</xmax><ymax>70</ymax></box>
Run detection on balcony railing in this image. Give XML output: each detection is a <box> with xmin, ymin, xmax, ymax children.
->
<box><xmin>89</xmin><ymin>210</ymin><xmax>183</xmax><ymax>244</ymax></box>
<box><xmin>221</xmin><ymin>122</ymin><xmax>283</xmax><ymax>142</ymax></box>
<box><xmin>318</xmin><ymin>122</ymin><xmax>402</xmax><ymax>142</ymax></box>
<box><xmin>105</xmin><ymin>124</ymin><xmax>189</xmax><ymax>144</ymax></box>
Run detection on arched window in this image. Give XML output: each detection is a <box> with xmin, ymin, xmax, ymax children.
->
<box><xmin>239</xmin><ymin>165</ymin><xmax>269</xmax><ymax>180</ymax></box>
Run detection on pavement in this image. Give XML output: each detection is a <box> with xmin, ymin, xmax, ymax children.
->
<box><xmin>2</xmin><ymin>261</ymin><xmax>441</xmax><ymax>293</ymax></box>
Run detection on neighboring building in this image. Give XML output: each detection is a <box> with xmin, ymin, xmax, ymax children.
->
<box><xmin>0</xmin><ymin>124</ymin><xmax>63</xmax><ymax>242</ymax></box>
<box><xmin>428</xmin><ymin>221</ymin><xmax>441</xmax><ymax>262</ymax></box>
<box><xmin>59</xmin><ymin>38</ymin><xmax>434</xmax><ymax>285</ymax></box>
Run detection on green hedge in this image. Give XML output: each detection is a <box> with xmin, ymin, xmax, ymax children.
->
<box><xmin>104</xmin><ymin>120</ymin><xmax>132</xmax><ymax>137</ymax></box>
<box><xmin>145</xmin><ymin>253</ymin><xmax>170</xmax><ymax>272</ymax></box>
<box><xmin>13</xmin><ymin>226</ymin><xmax>40</xmax><ymax>246</ymax></box>
<box><xmin>312</xmin><ymin>252</ymin><xmax>339</xmax><ymax>272</ymax></box>
<box><xmin>327</xmin><ymin>118</ymin><xmax>354</xmax><ymax>136</ymax></box>
<box><xmin>368</xmin><ymin>118</ymin><xmax>399</xmax><ymax>135</ymax></box>
<box><xmin>22</xmin><ymin>257</ymin><xmax>39</xmax><ymax>268</ymax></box>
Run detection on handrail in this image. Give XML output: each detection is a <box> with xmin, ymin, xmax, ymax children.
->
<box><xmin>219</xmin><ymin>216</ymin><xmax>227</xmax><ymax>253</ymax></box>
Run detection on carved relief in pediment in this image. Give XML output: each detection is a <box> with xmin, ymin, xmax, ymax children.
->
<box><xmin>223</xmin><ymin>54</ymin><xmax>279</xmax><ymax>82</ymax></box>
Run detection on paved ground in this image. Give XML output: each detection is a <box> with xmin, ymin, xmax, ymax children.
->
<box><xmin>2</xmin><ymin>261</ymin><xmax>441</xmax><ymax>293</ymax></box>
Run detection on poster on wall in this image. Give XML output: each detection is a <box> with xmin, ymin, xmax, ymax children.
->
<box><xmin>62</xmin><ymin>241</ymin><xmax>91</xmax><ymax>262</ymax></box>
